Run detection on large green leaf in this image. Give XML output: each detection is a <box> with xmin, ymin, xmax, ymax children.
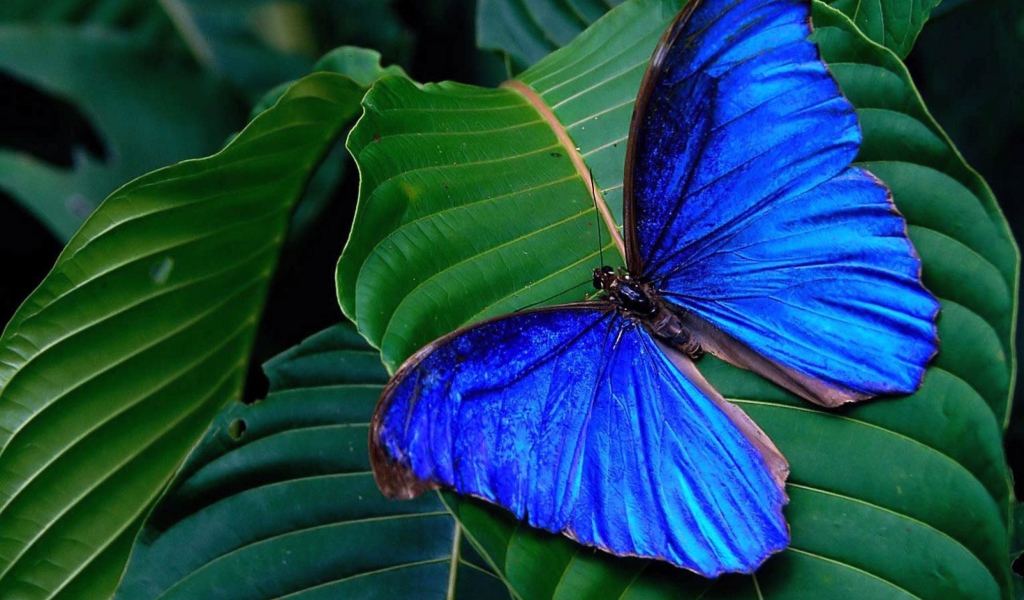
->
<box><xmin>0</xmin><ymin>71</ymin><xmax>370</xmax><ymax>599</ymax></box>
<box><xmin>0</xmin><ymin>26</ymin><xmax>237</xmax><ymax>242</ymax></box>
<box><xmin>476</xmin><ymin>0</ymin><xmax>937</xmax><ymax>68</ymax></box>
<box><xmin>116</xmin><ymin>324</ymin><xmax>511</xmax><ymax>599</ymax></box>
<box><xmin>248</xmin><ymin>47</ymin><xmax>409</xmax><ymax>241</ymax></box>
<box><xmin>337</xmin><ymin>0</ymin><xmax>1018</xmax><ymax>597</ymax></box>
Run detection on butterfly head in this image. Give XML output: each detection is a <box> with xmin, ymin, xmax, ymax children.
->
<box><xmin>593</xmin><ymin>265</ymin><xmax>657</xmax><ymax>316</ymax></box>
<box><xmin>592</xmin><ymin>265</ymin><xmax>616</xmax><ymax>292</ymax></box>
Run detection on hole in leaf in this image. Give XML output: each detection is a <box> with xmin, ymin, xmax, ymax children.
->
<box><xmin>150</xmin><ymin>257</ymin><xmax>174</xmax><ymax>285</ymax></box>
<box><xmin>0</xmin><ymin>71</ymin><xmax>108</xmax><ymax>168</ymax></box>
<box><xmin>64</xmin><ymin>193</ymin><xmax>96</xmax><ymax>220</ymax></box>
<box><xmin>228</xmin><ymin>419</ymin><xmax>247</xmax><ymax>441</ymax></box>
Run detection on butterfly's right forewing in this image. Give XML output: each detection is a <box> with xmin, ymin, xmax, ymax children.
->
<box><xmin>625</xmin><ymin>0</ymin><xmax>939</xmax><ymax>405</ymax></box>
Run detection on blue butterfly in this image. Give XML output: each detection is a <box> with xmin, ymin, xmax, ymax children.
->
<box><xmin>368</xmin><ymin>0</ymin><xmax>940</xmax><ymax>577</ymax></box>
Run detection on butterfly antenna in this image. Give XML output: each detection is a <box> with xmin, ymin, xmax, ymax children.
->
<box><xmin>512</xmin><ymin>171</ymin><xmax>605</xmax><ymax>314</ymax></box>
<box><xmin>589</xmin><ymin>168</ymin><xmax>606</xmax><ymax>268</ymax></box>
<box><xmin>513</xmin><ymin>279</ymin><xmax>594</xmax><ymax>313</ymax></box>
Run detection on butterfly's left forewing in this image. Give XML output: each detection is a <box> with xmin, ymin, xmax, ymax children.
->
<box><xmin>371</xmin><ymin>305</ymin><xmax>789</xmax><ymax>577</ymax></box>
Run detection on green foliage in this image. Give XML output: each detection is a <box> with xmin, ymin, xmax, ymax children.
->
<box><xmin>337</xmin><ymin>0</ymin><xmax>1018</xmax><ymax>598</ymax></box>
<box><xmin>0</xmin><ymin>27</ymin><xmax>236</xmax><ymax>241</ymax></box>
<box><xmin>828</xmin><ymin>0</ymin><xmax>942</xmax><ymax>56</ymax></box>
<box><xmin>160</xmin><ymin>0</ymin><xmax>413</xmax><ymax>99</ymax></box>
<box><xmin>476</xmin><ymin>0</ymin><xmax>940</xmax><ymax>70</ymax></box>
<box><xmin>116</xmin><ymin>324</ymin><xmax>511</xmax><ymax>599</ymax></box>
<box><xmin>0</xmin><ymin>72</ymin><xmax>370</xmax><ymax>599</ymax></box>
<box><xmin>337</xmin><ymin>75</ymin><xmax>613</xmax><ymax>369</ymax></box>
<box><xmin>0</xmin><ymin>0</ymin><xmax>171</xmax><ymax>36</ymax></box>
<box><xmin>1015</xmin><ymin>504</ymin><xmax>1024</xmax><ymax>558</ymax></box>
<box><xmin>248</xmin><ymin>47</ymin><xmax>410</xmax><ymax>240</ymax></box>
<box><xmin>0</xmin><ymin>1</ymin><xmax>413</xmax><ymax>244</ymax></box>
<box><xmin>0</xmin><ymin>0</ymin><xmax>1017</xmax><ymax>598</ymax></box>
<box><xmin>476</xmin><ymin>0</ymin><xmax>628</xmax><ymax>70</ymax></box>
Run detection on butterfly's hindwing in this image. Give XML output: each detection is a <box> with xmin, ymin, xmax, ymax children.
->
<box><xmin>371</xmin><ymin>305</ymin><xmax>789</xmax><ymax>576</ymax></box>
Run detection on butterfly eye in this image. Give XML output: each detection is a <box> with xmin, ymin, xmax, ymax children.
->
<box><xmin>593</xmin><ymin>265</ymin><xmax>616</xmax><ymax>290</ymax></box>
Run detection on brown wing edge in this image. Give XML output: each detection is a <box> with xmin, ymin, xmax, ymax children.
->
<box><xmin>372</xmin><ymin>301</ymin><xmax>789</xmax><ymax>576</ymax></box>
<box><xmin>618</xmin><ymin>0</ymin><xmax>866</xmax><ymax>409</ymax></box>
<box><xmin>621</xmin><ymin>0</ymin><xmax>938</xmax><ymax>407</ymax></box>
<box><xmin>660</xmin><ymin>133</ymin><xmax>939</xmax><ymax>408</ymax></box>
<box><xmin>657</xmin><ymin>340</ymin><xmax>791</xmax><ymax>493</ymax></box>
<box><xmin>369</xmin><ymin>336</ymin><xmax>440</xmax><ymax>500</ymax></box>
<box><xmin>623</xmin><ymin>0</ymin><xmax>704</xmax><ymax>274</ymax></box>
<box><xmin>368</xmin><ymin>301</ymin><xmax>617</xmax><ymax>500</ymax></box>
<box><xmin>657</xmin><ymin>339</ymin><xmax>791</xmax><ymax>575</ymax></box>
<box><xmin>676</xmin><ymin>308</ymin><xmax>878</xmax><ymax>408</ymax></box>
<box><xmin>799</xmin><ymin>7</ymin><xmax>940</xmax><ymax>402</ymax></box>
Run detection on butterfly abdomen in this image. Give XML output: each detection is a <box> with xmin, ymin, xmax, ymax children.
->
<box><xmin>646</xmin><ymin>305</ymin><xmax>703</xmax><ymax>359</ymax></box>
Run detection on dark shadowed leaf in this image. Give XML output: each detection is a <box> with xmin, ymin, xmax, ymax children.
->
<box><xmin>476</xmin><ymin>0</ymin><xmax>939</xmax><ymax>67</ymax></box>
<box><xmin>476</xmin><ymin>0</ymin><xmax>628</xmax><ymax>70</ymax></box>
<box><xmin>246</xmin><ymin>48</ymin><xmax>409</xmax><ymax>241</ymax></box>
<box><xmin>116</xmin><ymin>324</ymin><xmax>511</xmax><ymax>600</ymax></box>
<box><xmin>0</xmin><ymin>0</ymin><xmax>171</xmax><ymax>36</ymax></box>
<box><xmin>0</xmin><ymin>26</ymin><xmax>237</xmax><ymax>241</ymax></box>
<box><xmin>0</xmin><ymin>71</ymin><xmax>372</xmax><ymax>599</ymax></box>
<box><xmin>161</xmin><ymin>0</ymin><xmax>412</xmax><ymax>98</ymax></box>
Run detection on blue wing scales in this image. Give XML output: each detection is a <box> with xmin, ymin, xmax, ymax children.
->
<box><xmin>626</xmin><ymin>0</ymin><xmax>939</xmax><ymax>405</ymax></box>
<box><xmin>370</xmin><ymin>305</ymin><xmax>789</xmax><ymax>576</ymax></box>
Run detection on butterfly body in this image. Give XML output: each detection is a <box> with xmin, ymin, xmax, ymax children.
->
<box><xmin>593</xmin><ymin>265</ymin><xmax>703</xmax><ymax>357</ymax></box>
<box><xmin>367</xmin><ymin>0</ymin><xmax>940</xmax><ymax>578</ymax></box>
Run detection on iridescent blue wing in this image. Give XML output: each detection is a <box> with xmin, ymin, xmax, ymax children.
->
<box><xmin>370</xmin><ymin>305</ymin><xmax>789</xmax><ymax>576</ymax></box>
<box><xmin>625</xmin><ymin>0</ymin><xmax>939</xmax><ymax>406</ymax></box>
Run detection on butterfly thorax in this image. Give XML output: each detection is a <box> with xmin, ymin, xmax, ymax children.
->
<box><xmin>592</xmin><ymin>266</ymin><xmax>702</xmax><ymax>358</ymax></box>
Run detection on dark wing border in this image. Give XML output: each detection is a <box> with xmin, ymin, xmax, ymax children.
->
<box><xmin>622</xmin><ymin>0</ymin><xmax>703</xmax><ymax>274</ymax></box>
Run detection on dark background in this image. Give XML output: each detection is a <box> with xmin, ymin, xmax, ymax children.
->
<box><xmin>0</xmin><ymin>0</ymin><xmax>1021</xmax><ymax>562</ymax></box>
<box><xmin>906</xmin><ymin>0</ymin><xmax>1024</xmax><ymax>505</ymax></box>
